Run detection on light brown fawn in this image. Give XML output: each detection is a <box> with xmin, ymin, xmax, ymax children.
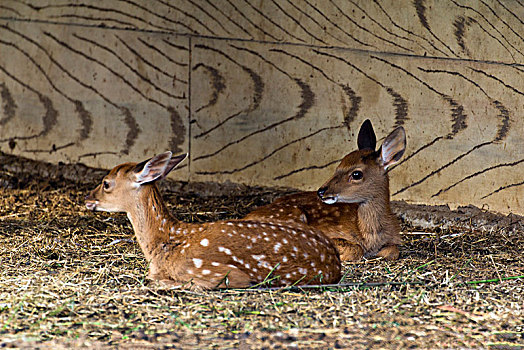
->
<box><xmin>85</xmin><ymin>152</ymin><xmax>341</xmax><ymax>289</ymax></box>
<box><xmin>245</xmin><ymin>120</ymin><xmax>406</xmax><ymax>261</ymax></box>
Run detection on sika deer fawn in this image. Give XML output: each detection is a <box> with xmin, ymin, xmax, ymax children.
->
<box><xmin>245</xmin><ymin>120</ymin><xmax>406</xmax><ymax>261</ymax></box>
<box><xmin>85</xmin><ymin>152</ymin><xmax>341</xmax><ymax>289</ymax></box>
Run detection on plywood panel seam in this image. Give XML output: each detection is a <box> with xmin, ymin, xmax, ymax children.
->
<box><xmin>188</xmin><ymin>35</ymin><xmax>192</xmax><ymax>176</ymax></box>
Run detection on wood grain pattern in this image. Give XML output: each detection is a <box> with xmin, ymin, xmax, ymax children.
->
<box><xmin>190</xmin><ymin>39</ymin><xmax>523</xmax><ymax>215</ymax></box>
<box><xmin>2</xmin><ymin>0</ymin><xmax>523</xmax><ymax>62</ymax></box>
<box><xmin>0</xmin><ymin>1</ymin><xmax>522</xmax><ymax>215</ymax></box>
<box><xmin>0</xmin><ymin>21</ymin><xmax>189</xmax><ymax>177</ymax></box>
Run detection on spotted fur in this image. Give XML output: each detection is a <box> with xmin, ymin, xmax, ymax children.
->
<box><xmin>85</xmin><ymin>152</ymin><xmax>341</xmax><ymax>289</ymax></box>
<box><xmin>245</xmin><ymin>120</ymin><xmax>406</xmax><ymax>261</ymax></box>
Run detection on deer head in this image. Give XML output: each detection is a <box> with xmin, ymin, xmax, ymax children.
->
<box><xmin>85</xmin><ymin>152</ymin><xmax>187</xmax><ymax>213</ymax></box>
<box><xmin>317</xmin><ymin>120</ymin><xmax>406</xmax><ymax>205</ymax></box>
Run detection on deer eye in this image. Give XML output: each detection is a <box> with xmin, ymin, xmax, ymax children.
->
<box><xmin>351</xmin><ymin>170</ymin><xmax>363</xmax><ymax>181</ymax></box>
<box><xmin>103</xmin><ymin>180</ymin><xmax>111</xmax><ymax>190</ymax></box>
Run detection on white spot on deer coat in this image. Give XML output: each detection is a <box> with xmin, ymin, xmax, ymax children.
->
<box><xmin>202</xmin><ymin>269</ymin><xmax>211</xmax><ymax>275</ymax></box>
<box><xmin>200</xmin><ymin>238</ymin><xmax>209</xmax><ymax>247</ymax></box>
<box><xmin>232</xmin><ymin>256</ymin><xmax>244</xmax><ymax>265</ymax></box>
<box><xmin>273</xmin><ymin>243</ymin><xmax>282</xmax><ymax>253</ymax></box>
<box><xmin>192</xmin><ymin>258</ymin><xmax>203</xmax><ymax>268</ymax></box>
<box><xmin>211</xmin><ymin>262</ymin><xmax>220</xmax><ymax>266</ymax></box>
<box><xmin>218</xmin><ymin>246</ymin><xmax>232</xmax><ymax>255</ymax></box>
<box><xmin>252</xmin><ymin>254</ymin><xmax>265</xmax><ymax>260</ymax></box>
<box><xmin>259</xmin><ymin>261</ymin><xmax>271</xmax><ymax>269</ymax></box>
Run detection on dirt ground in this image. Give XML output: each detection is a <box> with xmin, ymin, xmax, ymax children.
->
<box><xmin>0</xmin><ymin>153</ymin><xmax>523</xmax><ymax>349</ymax></box>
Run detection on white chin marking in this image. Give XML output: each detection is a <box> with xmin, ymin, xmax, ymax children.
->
<box><xmin>85</xmin><ymin>202</ymin><xmax>97</xmax><ymax>211</ymax></box>
<box><xmin>322</xmin><ymin>197</ymin><xmax>338</xmax><ymax>205</ymax></box>
<box><xmin>90</xmin><ymin>204</ymin><xmax>119</xmax><ymax>213</ymax></box>
<box><xmin>97</xmin><ymin>207</ymin><xmax>118</xmax><ymax>213</ymax></box>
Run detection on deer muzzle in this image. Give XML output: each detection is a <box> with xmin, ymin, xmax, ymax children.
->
<box><xmin>85</xmin><ymin>194</ymin><xmax>98</xmax><ymax>211</ymax></box>
<box><xmin>317</xmin><ymin>186</ymin><xmax>338</xmax><ymax>204</ymax></box>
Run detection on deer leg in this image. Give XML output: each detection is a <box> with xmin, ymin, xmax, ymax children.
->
<box><xmin>193</xmin><ymin>268</ymin><xmax>252</xmax><ymax>289</ymax></box>
<box><xmin>147</xmin><ymin>261</ymin><xmax>170</xmax><ymax>281</ymax></box>
<box><xmin>376</xmin><ymin>245</ymin><xmax>399</xmax><ymax>261</ymax></box>
<box><xmin>334</xmin><ymin>239</ymin><xmax>364</xmax><ymax>261</ymax></box>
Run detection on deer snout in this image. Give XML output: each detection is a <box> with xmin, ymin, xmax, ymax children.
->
<box><xmin>317</xmin><ymin>186</ymin><xmax>338</xmax><ymax>205</ymax></box>
<box><xmin>85</xmin><ymin>193</ymin><xmax>98</xmax><ymax>211</ymax></box>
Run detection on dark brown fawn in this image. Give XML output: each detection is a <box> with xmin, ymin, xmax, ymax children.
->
<box><xmin>85</xmin><ymin>152</ymin><xmax>341</xmax><ymax>289</ymax></box>
<box><xmin>245</xmin><ymin>120</ymin><xmax>406</xmax><ymax>261</ymax></box>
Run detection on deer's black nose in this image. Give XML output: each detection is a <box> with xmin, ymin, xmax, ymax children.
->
<box><xmin>317</xmin><ymin>187</ymin><xmax>327</xmax><ymax>199</ymax></box>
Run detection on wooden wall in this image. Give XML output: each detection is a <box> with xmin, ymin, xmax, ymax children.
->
<box><xmin>0</xmin><ymin>1</ymin><xmax>522</xmax><ymax>215</ymax></box>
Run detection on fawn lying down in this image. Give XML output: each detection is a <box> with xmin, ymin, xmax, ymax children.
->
<box><xmin>245</xmin><ymin>120</ymin><xmax>406</xmax><ymax>261</ymax></box>
<box><xmin>85</xmin><ymin>152</ymin><xmax>341</xmax><ymax>289</ymax></box>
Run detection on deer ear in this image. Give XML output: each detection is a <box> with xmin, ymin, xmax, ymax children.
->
<box><xmin>380</xmin><ymin>126</ymin><xmax>406</xmax><ymax>170</ymax></box>
<box><xmin>134</xmin><ymin>151</ymin><xmax>174</xmax><ymax>185</ymax></box>
<box><xmin>159</xmin><ymin>153</ymin><xmax>187</xmax><ymax>180</ymax></box>
<box><xmin>357</xmin><ymin>119</ymin><xmax>377</xmax><ymax>151</ymax></box>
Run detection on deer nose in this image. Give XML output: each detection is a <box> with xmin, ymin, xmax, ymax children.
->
<box><xmin>317</xmin><ymin>187</ymin><xmax>327</xmax><ymax>199</ymax></box>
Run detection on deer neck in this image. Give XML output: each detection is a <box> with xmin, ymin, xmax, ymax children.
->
<box><xmin>357</xmin><ymin>181</ymin><xmax>393</xmax><ymax>245</ymax></box>
<box><xmin>126</xmin><ymin>184</ymin><xmax>180</xmax><ymax>261</ymax></box>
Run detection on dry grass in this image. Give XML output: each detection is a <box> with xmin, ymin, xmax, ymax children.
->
<box><xmin>0</xmin><ymin>169</ymin><xmax>523</xmax><ymax>349</ymax></box>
